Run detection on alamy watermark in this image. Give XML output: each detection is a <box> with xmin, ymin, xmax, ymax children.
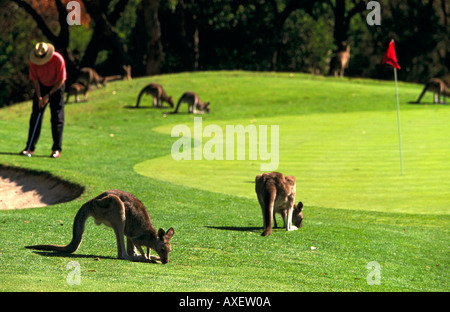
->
<box><xmin>66</xmin><ymin>1</ymin><xmax>81</xmax><ymax>26</ymax></box>
<box><xmin>66</xmin><ymin>1</ymin><xmax>380</xmax><ymax>27</ymax></box>
<box><xmin>64</xmin><ymin>259</ymin><xmax>381</xmax><ymax>287</ymax></box>
<box><xmin>366</xmin><ymin>1</ymin><xmax>381</xmax><ymax>26</ymax></box>
<box><xmin>366</xmin><ymin>261</ymin><xmax>381</xmax><ymax>285</ymax></box>
<box><xmin>66</xmin><ymin>261</ymin><xmax>81</xmax><ymax>286</ymax></box>
<box><xmin>171</xmin><ymin>117</ymin><xmax>279</xmax><ymax>171</ymax></box>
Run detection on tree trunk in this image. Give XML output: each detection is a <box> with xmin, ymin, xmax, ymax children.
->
<box><xmin>172</xmin><ymin>0</ymin><xmax>199</xmax><ymax>71</ymax></box>
<box><xmin>81</xmin><ymin>0</ymin><xmax>132</xmax><ymax>70</ymax></box>
<box><xmin>192</xmin><ymin>19</ymin><xmax>199</xmax><ymax>71</ymax></box>
<box><xmin>269</xmin><ymin>0</ymin><xmax>318</xmax><ymax>71</ymax></box>
<box><xmin>333</xmin><ymin>0</ymin><xmax>348</xmax><ymax>51</ymax></box>
<box><xmin>331</xmin><ymin>0</ymin><xmax>366</xmax><ymax>50</ymax></box>
<box><xmin>142</xmin><ymin>0</ymin><xmax>163</xmax><ymax>75</ymax></box>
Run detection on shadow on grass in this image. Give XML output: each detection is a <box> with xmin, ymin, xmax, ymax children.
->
<box><xmin>123</xmin><ymin>105</ymin><xmax>174</xmax><ymax>110</ymax></box>
<box><xmin>407</xmin><ymin>100</ymin><xmax>448</xmax><ymax>105</ymax></box>
<box><xmin>123</xmin><ymin>105</ymin><xmax>152</xmax><ymax>109</ymax></box>
<box><xmin>205</xmin><ymin>226</ymin><xmax>262</xmax><ymax>232</ymax></box>
<box><xmin>28</xmin><ymin>250</ymin><xmax>164</xmax><ymax>263</ymax></box>
<box><xmin>28</xmin><ymin>250</ymin><xmax>116</xmax><ymax>260</ymax></box>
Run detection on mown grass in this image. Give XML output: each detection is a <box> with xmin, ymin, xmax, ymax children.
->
<box><xmin>0</xmin><ymin>71</ymin><xmax>448</xmax><ymax>292</ymax></box>
<box><xmin>136</xmin><ymin>109</ymin><xmax>450</xmax><ymax>214</ymax></box>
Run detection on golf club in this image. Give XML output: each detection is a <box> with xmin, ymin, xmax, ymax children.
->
<box><xmin>23</xmin><ymin>104</ymin><xmax>47</xmax><ymax>157</ymax></box>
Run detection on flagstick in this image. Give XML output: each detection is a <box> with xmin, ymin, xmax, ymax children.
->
<box><xmin>394</xmin><ymin>67</ymin><xmax>404</xmax><ymax>176</ymax></box>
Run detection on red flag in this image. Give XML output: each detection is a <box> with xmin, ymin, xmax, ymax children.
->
<box><xmin>382</xmin><ymin>40</ymin><xmax>400</xmax><ymax>69</ymax></box>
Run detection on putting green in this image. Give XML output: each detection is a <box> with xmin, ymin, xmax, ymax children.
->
<box><xmin>134</xmin><ymin>108</ymin><xmax>450</xmax><ymax>214</ymax></box>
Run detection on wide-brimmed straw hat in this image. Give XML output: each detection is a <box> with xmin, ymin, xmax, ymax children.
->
<box><xmin>30</xmin><ymin>42</ymin><xmax>55</xmax><ymax>65</ymax></box>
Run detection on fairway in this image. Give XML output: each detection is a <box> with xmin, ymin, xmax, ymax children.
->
<box><xmin>135</xmin><ymin>108</ymin><xmax>450</xmax><ymax>215</ymax></box>
<box><xmin>1</xmin><ymin>71</ymin><xmax>449</xmax><ymax>292</ymax></box>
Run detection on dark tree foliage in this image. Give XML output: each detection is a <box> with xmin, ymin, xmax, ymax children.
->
<box><xmin>1</xmin><ymin>0</ymin><xmax>449</xmax><ymax>106</ymax></box>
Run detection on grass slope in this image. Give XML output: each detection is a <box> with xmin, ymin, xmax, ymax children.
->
<box><xmin>0</xmin><ymin>71</ymin><xmax>448</xmax><ymax>292</ymax></box>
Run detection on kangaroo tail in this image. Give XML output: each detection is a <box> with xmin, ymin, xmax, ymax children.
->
<box><xmin>104</xmin><ymin>75</ymin><xmax>122</xmax><ymax>84</ymax></box>
<box><xmin>135</xmin><ymin>88</ymin><xmax>147</xmax><ymax>108</ymax></box>
<box><xmin>173</xmin><ymin>94</ymin><xmax>185</xmax><ymax>113</ymax></box>
<box><xmin>415</xmin><ymin>84</ymin><xmax>429</xmax><ymax>103</ymax></box>
<box><xmin>26</xmin><ymin>201</ymin><xmax>94</xmax><ymax>253</ymax></box>
<box><xmin>262</xmin><ymin>187</ymin><xmax>276</xmax><ymax>236</ymax></box>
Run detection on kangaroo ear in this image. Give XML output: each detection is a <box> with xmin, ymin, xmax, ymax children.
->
<box><xmin>158</xmin><ymin>228</ymin><xmax>165</xmax><ymax>239</ymax></box>
<box><xmin>165</xmin><ymin>227</ymin><xmax>174</xmax><ymax>241</ymax></box>
<box><xmin>297</xmin><ymin>202</ymin><xmax>303</xmax><ymax>211</ymax></box>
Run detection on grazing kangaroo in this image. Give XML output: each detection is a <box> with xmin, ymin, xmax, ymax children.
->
<box><xmin>329</xmin><ymin>43</ymin><xmax>350</xmax><ymax>77</ymax></box>
<box><xmin>415</xmin><ymin>78</ymin><xmax>449</xmax><ymax>104</ymax></box>
<box><xmin>66</xmin><ymin>82</ymin><xmax>88</xmax><ymax>103</ymax></box>
<box><xmin>173</xmin><ymin>91</ymin><xmax>210</xmax><ymax>114</ymax></box>
<box><xmin>255</xmin><ymin>172</ymin><xmax>303</xmax><ymax>236</ymax></box>
<box><xmin>136</xmin><ymin>83</ymin><xmax>174</xmax><ymax>108</ymax></box>
<box><xmin>26</xmin><ymin>190</ymin><xmax>175</xmax><ymax>264</ymax></box>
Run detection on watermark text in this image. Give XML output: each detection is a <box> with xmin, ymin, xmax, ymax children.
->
<box><xmin>66</xmin><ymin>261</ymin><xmax>81</xmax><ymax>286</ymax></box>
<box><xmin>66</xmin><ymin>1</ymin><xmax>81</xmax><ymax>26</ymax></box>
<box><xmin>171</xmin><ymin>117</ymin><xmax>279</xmax><ymax>171</ymax></box>
<box><xmin>366</xmin><ymin>1</ymin><xmax>381</xmax><ymax>26</ymax></box>
<box><xmin>366</xmin><ymin>261</ymin><xmax>381</xmax><ymax>285</ymax></box>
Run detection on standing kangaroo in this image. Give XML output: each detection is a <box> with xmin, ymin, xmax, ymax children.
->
<box><xmin>173</xmin><ymin>91</ymin><xmax>210</xmax><ymax>114</ymax></box>
<box><xmin>415</xmin><ymin>78</ymin><xmax>449</xmax><ymax>104</ymax></box>
<box><xmin>136</xmin><ymin>83</ymin><xmax>174</xmax><ymax>108</ymax></box>
<box><xmin>26</xmin><ymin>190</ymin><xmax>175</xmax><ymax>264</ymax></box>
<box><xmin>329</xmin><ymin>43</ymin><xmax>351</xmax><ymax>77</ymax></box>
<box><xmin>255</xmin><ymin>172</ymin><xmax>303</xmax><ymax>236</ymax></box>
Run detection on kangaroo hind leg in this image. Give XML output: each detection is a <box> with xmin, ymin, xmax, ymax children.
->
<box><xmin>92</xmin><ymin>194</ymin><xmax>134</xmax><ymax>261</ymax></box>
<box><xmin>99</xmin><ymin>196</ymin><xmax>152</xmax><ymax>263</ymax></box>
<box><xmin>94</xmin><ymin>195</ymin><xmax>129</xmax><ymax>260</ymax></box>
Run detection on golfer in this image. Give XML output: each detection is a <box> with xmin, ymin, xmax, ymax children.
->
<box><xmin>21</xmin><ymin>42</ymin><xmax>66</xmax><ymax>158</ymax></box>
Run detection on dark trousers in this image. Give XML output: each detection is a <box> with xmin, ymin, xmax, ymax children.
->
<box><xmin>26</xmin><ymin>83</ymin><xmax>65</xmax><ymax>152</ymax></box>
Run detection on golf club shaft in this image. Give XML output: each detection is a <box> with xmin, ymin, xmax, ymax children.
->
<box><xmin>26</xmin><ymin>104</ymin><xmax>47</xmax><ymax>152</ymax></box>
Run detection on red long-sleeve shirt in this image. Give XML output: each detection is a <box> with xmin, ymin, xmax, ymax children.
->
<box><xmin>29</xmin><ymin>52</ymin><xmax>67</xmax><ymax>87</ymax></box>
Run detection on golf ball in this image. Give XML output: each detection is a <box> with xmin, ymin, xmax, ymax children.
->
<box><xmin>26</xmin><ymin>153</ymin><xmax>31</xmax><ymax>158</ymax></box>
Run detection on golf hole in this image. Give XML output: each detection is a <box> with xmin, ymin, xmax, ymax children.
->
<box><xmin>0</xmin><ymin>165</ymin><xmax>84</xmax><ymax>209</ymax></box>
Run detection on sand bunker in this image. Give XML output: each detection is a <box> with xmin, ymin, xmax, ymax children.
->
<box><xmin>0</xmin><ymin>165</ymin><xmax>84</xmax><ymax>209</ymax></box>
